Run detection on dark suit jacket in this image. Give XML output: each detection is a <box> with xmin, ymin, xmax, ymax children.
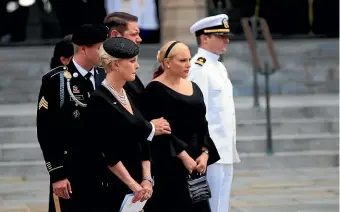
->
<box><xmin>74</xmin><ymin>85</ymin><xmax>152</xmax><ymax>210</ymax></box>
<box><xmin>124</xmin><ymin>75</ymin><xmax>145</xmax><ymax>110</ymax></box>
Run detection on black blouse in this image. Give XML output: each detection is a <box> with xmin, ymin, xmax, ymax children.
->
<box><xmin>141</xmin><ymin>81</ymin><xmax>220</xmax><ymax>170</ymax></box>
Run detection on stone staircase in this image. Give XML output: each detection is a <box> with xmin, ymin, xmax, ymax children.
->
<box><xmin>0</xmin><ymin>95</ymin><xmax>338</xmax><ymax>178</ymax></box>
<box><xmin>0</xmin><ymin>94</ymin><xmax>339</xmax><ymax>211</ymax></box>
<box><xmin>0</xmin><ymin>39</ymin><xmax>338</xmax><ymax>104</ymax></box>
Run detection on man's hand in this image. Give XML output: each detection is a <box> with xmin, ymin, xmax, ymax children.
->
<box><xmin>53</xmin><ymin>178</ymin><xmax>72</xmax><ymax>199</ymax></box>
<box><xmin>151</xmin><ymin>117</ymin><xmax>171</xmax><ymax>136</ymax></box>
<box><xmin>140</xmin><ymin>180</ymin><xmax>153</xmax><ymax>202</ymax></box>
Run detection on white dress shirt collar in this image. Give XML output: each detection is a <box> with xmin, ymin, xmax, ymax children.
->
<box><xmin>197</xmin><ymin>48</ymin><xmax>220</xmax><ymax>62</ymax></box>
<box><xmin>72</xmin><ymin>59</ymin><xmax>94</xmax><ymax>77</ymax></box>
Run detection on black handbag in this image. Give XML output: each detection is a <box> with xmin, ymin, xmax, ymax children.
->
<box><xmin>186</xmin><ymin>172</ymin><xmax>211</xmax><ymax>204</ymax></box>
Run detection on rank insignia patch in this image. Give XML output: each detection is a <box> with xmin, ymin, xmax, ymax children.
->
<box><xmin>38</xmin><ymin>96</ymin><xmax>48</xmax><ymax>110</ymax></box>
<box><xmin>195</xmin><ymin>57</ymin><xmax>206</xmax><ymax>66</ymax></box>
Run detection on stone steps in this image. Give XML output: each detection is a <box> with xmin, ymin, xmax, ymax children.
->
<box><xmin>0</xmin><ymin>143</ymin><xmax>43</xmax><ymax>162</ymax></box>
<box><xmin>237</xmin><ymin>118</ymin><xmax>338</xmax><ymax>135</ymax></box>
<box><xmin>0</xmin><ymin>133</ymin><xmax>338</xmax><ymax>162</ymax></box>
<box><xmin>0</xmin><ymin>117</ymin><xmax>337</xmax><ymax>144</ymax></box>
<box><xmin>235</xmin><ymin>151</ymin><xmax>339</xmax><ymax>169</ymax></box>
<box><xmin>0</xmin><ymin>95</ymin><xmax>337</xmax><ymax>128</ymax></box>
<box><xmin>238</xmin><ymin>133</ymin><xmax>339</xmax><ymax>153</ymax></box>
<box><xmin>0</xmin><ymin>39</ymin><xmax>338</xmax><ymax>103</ymax></box>
<box><xmin>0</xmin><ymin>150</ymin><xmax>338</xmax><ymax>178</ymax></box>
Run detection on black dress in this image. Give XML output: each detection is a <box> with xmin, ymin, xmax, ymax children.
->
<box><xmin>76</xmin><ymin>85</ymin><xmax>152</xmax><ymax>211</ymax></box>
<box><xmin>141</xmin><ymin>81</ymin><xmax>220</xmax><ymax>212</ymax></box>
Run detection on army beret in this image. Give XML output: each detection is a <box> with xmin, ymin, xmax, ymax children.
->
<box><xmin>53</xmin><ymin>38</ymin><xmax>74</xmax><ymax>58</ymax></box>
<box><xmin>103</xmin><ymin>37</ymin><xmax>139</xmax><ymax>59</ymax></box>
<box><xmin>72</xmin><ymin>24</ymin><xmax>108</xmax><ymax>46</ymax></box>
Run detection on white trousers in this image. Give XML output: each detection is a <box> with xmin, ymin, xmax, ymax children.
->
<box><xmin>207</xmin><ymin>163</ymin><xmax>234</xmax><ymax>212</ymax></box>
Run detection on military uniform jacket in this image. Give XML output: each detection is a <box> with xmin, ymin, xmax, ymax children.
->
<box><xmin>36</xmin><ymin>61</ymin><xmax>106</xmax><ymax>183</ymax></box>
<box><xmin>187</xmin><ymin>48</ymin><xmax>240</xmax><ymax>164</ymax></box>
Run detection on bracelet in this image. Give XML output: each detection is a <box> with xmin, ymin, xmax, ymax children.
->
<box><xmin>202</xmin><ymin>150</ymin><xmax>209</xmax><ymax>155</ymax></box>
<box><xmin>142</xmin><ymin>176</ymin><xmax>154</xmax><ymax>186</ymax></box>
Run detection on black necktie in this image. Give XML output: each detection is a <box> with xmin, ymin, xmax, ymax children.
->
<box><xmin>85</xmin><ymin>72</ymin><xmax>94</xmax><ymax>92</ymax></box>
<box><xmin>85</xmin><ymin>72</ymin><xmax>92</xmax><ymax>80</ymax></box>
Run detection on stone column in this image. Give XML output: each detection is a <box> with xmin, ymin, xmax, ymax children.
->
<box><xmin>159</xmin><ymin>0</ymin><xmax>206</xmax><ymax>45</ymax></box>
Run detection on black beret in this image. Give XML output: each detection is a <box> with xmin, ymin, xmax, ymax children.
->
<box><xmin>53</xmin><ymin>38</ymin><xmax>74</xmax><ymax>58</ymax></box>
<box><xmin>72</xmin><ymin>24</ymin><xmax>108</xmax><ymax>46</ymax></box>
<box><xmin>103</xmin><ymin>37</ymin><xmax>139</xmax><ymax>59</ymax></box>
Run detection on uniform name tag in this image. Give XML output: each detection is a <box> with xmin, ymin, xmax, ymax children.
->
<box><xmin>70</xmin><ymin>95</ymin><xmax>84</xmax><ymax>101</ymax></box>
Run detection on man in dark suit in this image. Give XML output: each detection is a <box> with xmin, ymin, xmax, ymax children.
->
<box><xmin>36</xmin><ymin>24</ymin><xmax>108</xmax><ymax>212</ymax></box>
<box><xmin>103</xmin><ymin>12</ymin><xmax>171</xmax><ymax>136</ymax></box>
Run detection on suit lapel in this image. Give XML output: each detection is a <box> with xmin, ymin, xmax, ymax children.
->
<box><xmin>94</xmin><ymin>68</ymin><xmax>106</xmax><ymax>89</ymax></box>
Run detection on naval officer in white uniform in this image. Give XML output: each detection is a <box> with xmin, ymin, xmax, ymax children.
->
<box><xmin>187</xmin><ymin>14</ymin><xmax>241</xmax><ymax>212</ymax></box>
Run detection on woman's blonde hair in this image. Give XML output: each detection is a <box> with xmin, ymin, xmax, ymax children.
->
<box><xmin>156</xmin><ymin>40</ymin><xmax>179</xmax><ymax>63</ymax></box>
<box><xmin>154</xmin><ymin>41</ymin><xmax>185</xmax><ymax>78</ymax></box>
<box><xmin>99</xmin><ymin>44</ymin><xmax>119</xmax><ymax>73</ymax></box>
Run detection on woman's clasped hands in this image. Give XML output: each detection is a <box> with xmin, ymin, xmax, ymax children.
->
<box><xmin>180</xmin><ymin>151</ymin><xmax>209</xmax><ymax>174</ymax></box>
<box><xmin>129</xmin><ymin>181</ymin><xmax>153</xmax><ymax>203</ymax></box>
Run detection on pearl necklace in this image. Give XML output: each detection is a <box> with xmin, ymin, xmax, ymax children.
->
<box><xmin>102</xmin><ymin>79</ymin><xmax>129</xmax><ymax>105</ymax></box>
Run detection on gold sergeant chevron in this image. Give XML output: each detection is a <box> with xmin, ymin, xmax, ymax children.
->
<box><xmin>38</xmin><ymin>96</ymin><xmax>48</xmax><ymax>110</ymax></box>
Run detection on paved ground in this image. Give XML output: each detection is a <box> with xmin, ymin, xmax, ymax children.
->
<box><xmin>0</xmin><ymin>167</ymin><xmax>338</xmax><ymax>212</ymax></box>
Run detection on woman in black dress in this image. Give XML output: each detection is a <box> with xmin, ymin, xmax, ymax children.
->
<box><xmin>77</xmin><ymin>37</ymin><xmax>154</xmax><ymax>211</ymax></box>
<box><xmin>142</xmin><ymin>41</ymin><xmax>220</xmax><ymax>212</ymax></box>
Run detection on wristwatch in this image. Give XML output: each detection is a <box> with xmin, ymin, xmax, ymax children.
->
<box><xmin>202</xmin><ymin>149</ymin><xmax>209</xmax><ymax>155</ymax></box>
<box><xmin>143</xmin><ymin>176</ymin><xmax>154</xmax><ymax>187</ymax></box>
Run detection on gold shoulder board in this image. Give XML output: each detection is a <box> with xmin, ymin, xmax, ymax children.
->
<box><xmin>195</xmin><ymin>57</ymin><xmax>206</xmax><ymax>66</ymax></box>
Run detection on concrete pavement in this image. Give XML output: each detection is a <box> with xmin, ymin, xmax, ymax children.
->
<box><xmin>0</xmin><ymin>167</ymin><xmax>338</xmax><ymax>212</ymax></box>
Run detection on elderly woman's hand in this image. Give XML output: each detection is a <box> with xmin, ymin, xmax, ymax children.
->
<box><xmin>140</xmin><ymin>180</ymin><xmax>153</xmax><ymax>202</ymax></box>
<box><xmin>129</xmin><ymin>182</ymin><xmax>147</xmax><ymax>203</ymax></box>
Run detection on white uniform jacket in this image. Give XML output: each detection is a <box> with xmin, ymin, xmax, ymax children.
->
<box><xmin>187</xmin><ymin>48</ymin><xmax>240</xmax><ymax>164</ymax></box>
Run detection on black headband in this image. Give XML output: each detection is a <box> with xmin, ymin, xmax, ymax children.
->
<box><xmin>164</xmin><ymin>41</ymin><xmax>180</xmax><ymax>58</ymax></box>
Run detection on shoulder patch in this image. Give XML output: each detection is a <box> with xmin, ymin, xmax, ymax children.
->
<box><xmin>194</xmin><ymin>57</ymin><xmax>206</xmax><ymax>66</ymax></box>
